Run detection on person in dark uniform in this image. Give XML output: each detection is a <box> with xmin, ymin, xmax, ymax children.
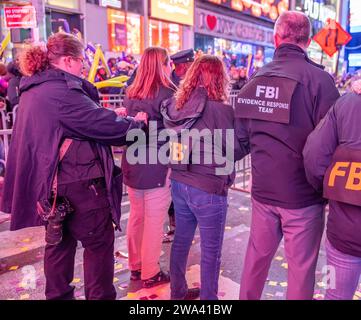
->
<box><xmin>1</xmin><ymin>33</ymin><xmax>147</xmax><ymax>300</ymax></box>
<box><xmin>170</xmin><ymin>49</ymin><xmax>194</xmax><ymax>87</ymax></box>
<box><xmin>163</xmin><ymin>48</ymin><xmax>195</xmax><ymax>243</ymax></box>
<box><xmin>235</xmin><ymin>11</ymin><xmax>340</xmax><ymax>300</ymax></box>
<box><xmin>303</xmin><ymin>79</ymin><xmax>361</xmax><ymax>300</ymax></box>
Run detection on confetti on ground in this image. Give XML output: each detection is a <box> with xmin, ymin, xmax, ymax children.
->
<box><xmin>115</xmin><ymin>251</ymin><xmax>128</xmax><ymax>259</ymax></box>
<box><xmin>218</xmin><ymin>292</ymin><xmax>226</xmax><ymax>297</ymax></box>
<box><xmin>275</xmin><ymin>292</ymin><xmax>284</xmax><ymax>297</ymax></box>
<box><xmin>355</xmin><ymin>291</ymin><xmax>361</xmax><ymax>298</ymax></box>
<box><xmin>280</xmin><ymin>282</ymin><xmax>288</xmax><ymax>287</ymax></box>
<box><xmin>139</xmin><ymin>296</ymin><xmax>148</xmax><ymax>300</ymax></box>
<box><xmin>268</xmin><ymin>281</ymin><xmax>278</xmax><ymax>286</ymax></box>
<box><xmin>353</xmin><ymin>295</ymin><xmax>359</xmax><ymax>300</ymax></box>
<box><xmin>313</xmin><ymin>294</ymin><xmax>324</xmax><ymax>300</ymax></box>
<box><xmin>113</xmin><ymin>277</ymin><xmax>119</xmax><ymax>283</ymax></box>
<box><xmin>225</xmin><ymin>226</ymin><xmax>232</xmax><ymax>230</ymax></box>
<box><xmin>115</xmin><ymin>264</ymin><xmax>124</xmax><ymax>270</ymax></box>
<box><xmin>20</xmin><ymin>247</ymin><xmax>29</xmax><ymax>252</ymax></box>
<box><xmin>119</xmin><ymin>283</ymin><xmax>128</xmax><ymax>289</ymax></box>
<box><xmin>71</xmin><ymin>278</ymin><xmax>81</xmax><ymax>284</ymax></box>
<box><xmin>192</xmin><ymin>240</ymin><xmax>196</xmax><ymax>244</ymax></box>
<box><xmin>317</xmin><ymin>282</ymin><xmax>326</xmax><ymax>288</ymax></box>
<box><xmin>192</xmin><ymin>282</ymin><xmax>200</xmax><ymax>287</ymax></box>
<box><xmin>20</xmin><ymin>294</ymin><xmax>30</xmax><ymax>300</ymax></box>
<box><xmin>281</xmin><ymin>263</ymin><xmax>288</xmax><ymax>269</ymax></box>
<box><xmin>275</xmin><ymin>256</ymin><xmax>283</xmax><ymax>261</ymax></box>
<box><xmin>22</xmin><ymin>238</ymin><xmax>31</xmax><ymax>243</ymax></box>
<box><xmin>9</xmin><ymin>266</ymin><xmax>19</xmax><ymax>271</ymax></box>
<box><xmin>75</xmin><ymin>291</ymin><xmax>82</xmax><ymax>297</ymax></box>
<box><xmin>149</xmin><ymin>294</ymin><xmax>158</xmax><ymax>300</ymax></box>
<box><xmin>127</xmin><ymin>293</ymin><xmax>137</xmax><ymax>299</ymax></box>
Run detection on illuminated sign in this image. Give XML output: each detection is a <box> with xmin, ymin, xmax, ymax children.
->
<box><xmin>295</xmin><ymin>0</ymin><xmax>336</xmax><ymax>24</ymax></box>
<box><xmin>349</xmin><ymin>53</ymin><xmax>361</xmax><ymax>67</ymax></box>
<box><xmin>151</xmin><ymin>0</ymin><xmax>194</xmax><ymax>26</ymax></box>
<box><xmin>303</xmin><ymin>0</ymin><xmax>336</xmax><ymax>23</ymax></box>
<box><xmin>100</xmin><ymin>0</ymin><xmax>122</xmax><ymax>9</ymax></box>
<box><xmin>350</xmin><ymin>0</ymin><xmax>361</xmax><ymax>33</ymax></box>
<box><xmin>205</xmin><ymin>0</ymin><xmax>289</xmax><ymax>21</ymax></box>
<box><xmin>46</xmin><ymin>0</ymin><xmax>79</xmax><ymax>10</ymax></box>
<box><xmin>195</xmin><ymin>8</ymin><xmax>274</xmax><ymax>47</ymax></box>
<box><xmin>4</xmin><ymin>6</ymin><xmax>37</xmax><ymax>29</ymax></box>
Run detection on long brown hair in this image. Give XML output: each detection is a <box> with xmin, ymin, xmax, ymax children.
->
<box><xmin>175</xmin><ymin>55</ymin><xmax>229</xmax><ymax>110</ymax></box>
<box><xmin>19</xmin><ymin>33</ymin><xmax>84</xmax><ymax>76</ymax></box>
<box><xmin>127</xmin><ymin>47</ymin><xmax>174</xmax><ymax>100</ymax></box>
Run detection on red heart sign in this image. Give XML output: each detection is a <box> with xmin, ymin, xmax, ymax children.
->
<box><xmin>206</xmin><ymin>15</ymin><xmax>217</xmax><ymax>31</ymax></box>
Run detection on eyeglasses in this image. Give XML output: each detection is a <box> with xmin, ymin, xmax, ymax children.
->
<box><xmin>72</xmin><ymin>56</ymin><xmax>85</xmax><ymax>65</ymax></box>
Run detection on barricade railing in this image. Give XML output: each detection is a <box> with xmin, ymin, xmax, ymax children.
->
<box><xmin>99</xmin><ymin>93</ymin><xmax>124</xmax><ymax>110</ymax></box>
<box><xmin>0</xmin><ymin>129</ymin><xmax>13</xmax><ymax>164</ymax></box>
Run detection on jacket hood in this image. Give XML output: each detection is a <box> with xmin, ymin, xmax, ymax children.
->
<box><xmin>161</xmin><ymin>87</ymin><xmax>208</xmax><ymax>132</ymax></box>
<box><xmin>19</xmin><ymin>68</ymin><xmax>81</xmax><ymax>94</ymax></box>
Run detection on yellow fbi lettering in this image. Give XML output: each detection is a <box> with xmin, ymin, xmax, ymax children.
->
<box><xmin>169</xmin><ymin>142</ymin><xmax>188</xmax><ymax>162</ymax></box>
<box><xmin>328</xmin><ymin>162</ymin><xmax>361</xmax><ymax>191</ymax></box>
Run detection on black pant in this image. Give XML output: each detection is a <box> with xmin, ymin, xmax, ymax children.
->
<box><xmin>44</xmin><ymin>178</ymin><xmax>116</xmax><ymax>300</ymax></box>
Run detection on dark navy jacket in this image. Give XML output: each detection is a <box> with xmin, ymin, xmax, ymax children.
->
<box><xmin>1</xmin><ymin>68</ymin><xmax>143</xmax><ymax>231</ymax></box>
<box><xmin>121</xmin><ymin>86</ymin><xmax>175</xmax><ymax>189</ymax></box>
<box><xmin>303</xmin><ymin>93</ymin><xmax>361</xmax><ymax>257</ymax></box>
<box><xmin>162</xmin><ymin>87</ymin><xmax>245</xmax><ymax>196</ymax></box>
<box><xmin>235</xmin><ymin>44</ymin><xmax>340</xmax><ymax>209</ymax></box>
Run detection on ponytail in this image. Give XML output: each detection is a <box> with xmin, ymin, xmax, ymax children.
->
<box><xmin>19</xmin><ymin>46</ymin><xmax>49</xmax><ymax>77</ymax></box>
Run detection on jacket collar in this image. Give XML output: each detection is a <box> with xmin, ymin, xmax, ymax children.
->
<box><xmin>273</xmin><ymin>43</ymin><xmax>325</xmax><ymax>70</ymax></box>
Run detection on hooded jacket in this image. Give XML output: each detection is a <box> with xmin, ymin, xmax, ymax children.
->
<box><xmin>162</xmin><ymin>87</ymin><xmax>246</xmax><ymax>196</ymax></box>
<box><xmin>1</xmin><ymin>68</ymin><xmax>143</xmax><ymax>231</ymax></box>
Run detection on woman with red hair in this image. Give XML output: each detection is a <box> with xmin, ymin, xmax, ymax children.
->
<box><xmin>162</xmin><ymin>55</ymin><xmax>245</xmax><ymax>300</ymax></box>
<box><xmin>122</xmin><ymin>47</ymin><xmax>176</xmax><ymax>288</ymax></box>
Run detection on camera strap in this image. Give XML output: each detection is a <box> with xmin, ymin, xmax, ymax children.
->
<box><xmin>49</xmin><ymin>138</ymin><xmax>73</xmax><ymax>214</ymax></box>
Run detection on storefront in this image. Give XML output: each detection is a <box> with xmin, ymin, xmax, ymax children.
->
<box><xmin>107</xmin><ymin>8</ymin><xmax>142</xmax><ymax>54</ymax></box>
<box><xmin>45</xmin><ymin>0</ymin><xmax>83</xmax><ymax>38</ymax></box>
<box><xmin>294</xmin><ymin>0</ymin><xmax>341</xmax><ymax>73</ymax></box>
<box><xmin>194</xmin><ymin>5</ymin><xmax>278</xmax><ymax>71</ymax></box>
<box><xmin>149</xmin><ymin>0</ymin><xmax>194</xmax><ymax>54</ymax></box>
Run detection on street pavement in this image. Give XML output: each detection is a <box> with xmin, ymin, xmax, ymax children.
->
<box><xmin>1</xmin><ymin>188</ymin><xmax>361</xmax><ymax>301</ymax></box>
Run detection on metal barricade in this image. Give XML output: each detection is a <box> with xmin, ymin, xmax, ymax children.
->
<box><xmin>0</xmin><ymin>129</ymin><xmax>12</xmax><ymax>164</ymax></box>
<box><xmin>99</xmin><ymin>93</ymin><xmax>124</xmax><ymax>110</ymax></box>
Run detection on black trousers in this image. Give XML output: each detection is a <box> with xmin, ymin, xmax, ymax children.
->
<box><xmin>44</xmin><ymin>178</ymin><xmax>116</xmax><ymax>300</ymax></box>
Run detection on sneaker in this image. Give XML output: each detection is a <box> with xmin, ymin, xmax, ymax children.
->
<box><xmin>143</xmin><ymin>270</ymin><xmax>170</xmax><ymax>288</ymax></box>
<box><xmin>183</xmin><ymin>288</ymin><xmax>200</xmax><ymax>300</ymax></box>
<box><xmin>130</xmin><ymin>270</ymin><xmax>141</xmax><ymax>281</ymax></box>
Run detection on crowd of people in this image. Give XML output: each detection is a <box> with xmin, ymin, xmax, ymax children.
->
<box><xmin>1</xmin><ymin>9</ymin><xmax>361</xmax><ymax>301</ymax></box>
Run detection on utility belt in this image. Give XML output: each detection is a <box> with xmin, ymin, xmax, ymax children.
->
<box><xmin>323</xmin><ymin>146</ymin><xmax>361</xmax><ymax>207</ymax></box>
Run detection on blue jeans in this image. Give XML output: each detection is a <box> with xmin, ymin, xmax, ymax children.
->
<box><xmin>170</xmin><ymin>180</ymin><xmax>228</xmax><ymax>300</ymax></box>
<box><xmin>325</xmin><ymin>239</ymin><xmax>361</xmax><ymax>300</ymax></box>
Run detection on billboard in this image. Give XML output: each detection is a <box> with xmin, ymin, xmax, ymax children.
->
<box><xmin>204</xmin><ymin>0</ymin><xmax>289</xmax><ymax>21</ymax></box>
<box><xmin>350</xmin><ymin>0</ymin><xmax>361</xmax><ymax>34</ymax></box>
<box><xmin>150</xmin><ymin>0</ymin><xmax>194</xmax><ymax>26</ymax></box>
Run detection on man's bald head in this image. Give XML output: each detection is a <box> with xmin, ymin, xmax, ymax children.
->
<box><xmin>274</xmin><ymin>11</ymin><xmax>311</xmax><ymax>49</ymax></box>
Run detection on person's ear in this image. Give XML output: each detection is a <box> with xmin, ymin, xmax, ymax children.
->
<box><xmin>274</xmin><ymin>34</ymin><xmax>281</xmax><ymax>48</ymax></box>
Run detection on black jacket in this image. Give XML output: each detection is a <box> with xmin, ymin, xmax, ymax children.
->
<box><xmin>1</xmin><ymin>68</ymin><xmax>143</xmax><ymax>230</ymax></box>
<box><xmin>303</xmin><ymin>93</ymin><xmax>361</xmax><ymax>257</ymax></box>
<box><xmin>121</xmin><ymin>86</ymin><xmax>175</xmax><ymax>189</ymax></box>
<box><xmin>162</xmin><ymin>87</ymin><xmax>245</xmax><ymax>196</ymax></box>
<box><xmin>235</xmin><ymin>43</ymin><xmax>340</xmax><ymax>209</ymax></box>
